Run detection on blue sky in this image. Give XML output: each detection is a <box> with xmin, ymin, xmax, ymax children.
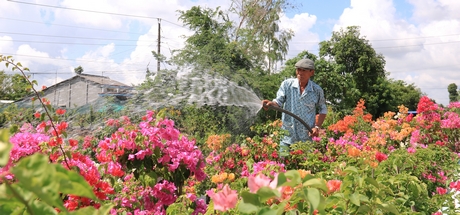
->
<box><xmin>1</xmin><ymin>0</ymin><xmax>460</xmax><ymax>106</ymax></box>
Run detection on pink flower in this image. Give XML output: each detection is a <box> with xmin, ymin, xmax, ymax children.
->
<box><xmin>375</xmin><ymin>152</ymin><xmax>388</xmax><ymax>162</ymax></box>
<box><xmin>206</xmin><ymin>184</ymin><xmax>238</xmax><ymax>212</ymax></box>
<box><xmin>436</xmin><ymin>187</ymin><xmax>447</xmax><ymax>195</ymax></box>
<box><xmin>248</xmin><ymin>174</ymin><xmax>272</xmax><ymax>193</ymax></box>
<box><xmin>450</xmin><ymin>181</ymin><xmax>460</xmax><ymax>190</ymax></box>
<box><xmin>152</xmin><ymin>180</ymin><xmax>177</xmax><ymax>206</ymax></box>
<box><xmin>407</xmin><ymin>147</ymin><xmax>416</xmax><ymax>154</ymax></box>
<box><xmin>327</xmin><ymin>180</ymin><xmax>342</xmax><ymax>193</ymax></box>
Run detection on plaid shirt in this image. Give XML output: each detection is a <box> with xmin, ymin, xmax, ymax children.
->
<box><xmin>273</xmin><ymin>78</ymin><xmax>327</xmax><ymax>145</ymax></box>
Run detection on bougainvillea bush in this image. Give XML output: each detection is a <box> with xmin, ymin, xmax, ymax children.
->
<box><xmin>1</xmin><ymin>56</ymin><xmax>460</xmax><ymax>214</ymax></box>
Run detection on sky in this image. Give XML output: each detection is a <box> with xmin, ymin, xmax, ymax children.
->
<box><xmin>0</xmin><ymin>0</ymin><xmax>459</xmax><ymax>106</ymax></box>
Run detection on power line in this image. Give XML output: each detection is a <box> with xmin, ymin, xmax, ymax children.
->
<box><xmin>0</xmin><ymin>39</ymin><xmax>154</xmax><ymax>46</ymax></box>
<box><xmin>0</xmin><ymin>31</ymin><xmax>158</xmax><ymax>42</ymax></box>
<box><xmin>0</xmin><ymin>17</ymin><xmax>143</xmax><ymax>35</ymax></box>
<box><xmin>6</xmin><ymin>0</ymin><xmax>187</xmax><ymax>28</ymax></box>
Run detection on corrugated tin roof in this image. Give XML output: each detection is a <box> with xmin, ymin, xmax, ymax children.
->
<box><xmin>78</xmin><ymin>74</ymin><xmax>130</xmax><ymax>87</ymax></box>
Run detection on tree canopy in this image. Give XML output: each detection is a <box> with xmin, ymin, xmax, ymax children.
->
<box><xmin>153</xmin><ymin>3</ymin><xmax>425</xmax><ymax>119</ymax></box>
<box><xmin>0</xmin><ymin>71</ymin><xmax>30</xmax><ymax>101</ymax></box>
<box><xmin>448</xmin><ymin>83</ymin><xmax>459</xmax><ymax>103</ymax></box>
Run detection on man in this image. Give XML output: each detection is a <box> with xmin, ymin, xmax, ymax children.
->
<box><xmin>262</xmin><ymin>58</ymin><xmax>327</xmax><ymax>148</ymax></box>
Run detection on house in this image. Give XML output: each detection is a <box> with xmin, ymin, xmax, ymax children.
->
<box><xmin>16</xmin><ymin>74</ymin><xmax>134</xmax><ymax>109</ymax></box>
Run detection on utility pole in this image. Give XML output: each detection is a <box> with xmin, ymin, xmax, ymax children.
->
<box><xmin>157</xmin><ymin>18</ymin><xmax>161</xmax><ymax>72</ymax></box>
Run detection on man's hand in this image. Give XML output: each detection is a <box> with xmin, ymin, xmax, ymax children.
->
<box><xmin>309</xmin><ymin>127</ymin><xmax>320</xmax><ymax>137</ymax></box>
<box><xmin>262</xmin><ymin>100</ymin><xmax>273</xmax><ymax>111</ymax></box>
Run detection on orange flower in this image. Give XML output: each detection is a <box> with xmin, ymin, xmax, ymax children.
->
<box><xmin>227</xmin><ymin>173</ymin><xmax>235</xmax><ymax>182</ymax></box>
<box><xmin>298</xmin><ymin>169</ymin><xmax>311</xmax><ymax>179</ymax></box>
<box><xmin>347</xmin><ymin>146</ymin><xmax>361</xmax><ymax>157</ymax></box>
<box><xmin>206</xmin><ymin>134</ymin><xmax>230</xmax><ymax>151</ymax></box>
<box><xmin>369</xmin><ymin>161</ymin><xmax>378</xmax><ymax>168</ymax></box>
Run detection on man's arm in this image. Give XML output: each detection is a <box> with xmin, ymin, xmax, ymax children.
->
<box><xmin>315</xmin><ymin>113</ymin><xmax>326</xmax><ymax>128</ymax></box>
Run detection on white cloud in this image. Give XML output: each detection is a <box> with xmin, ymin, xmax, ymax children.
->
<box><xmin>409</xmin><ymin>0</ymin><xmax>460</xmax><ymax>22</ymax></box>
<box><xmin>280</xmin><ymin>12</ymin><xmax>318</xmax><ymax>60</ymax></box>
<box><xmin>0</xmin><ymin>36</ymin><xmax>14</xmax><ymax>54</ymax></box>
<box><xmin>332</xmin><ymin>0</ymin><xmax>460</xmax><ymax>105</ymax></box>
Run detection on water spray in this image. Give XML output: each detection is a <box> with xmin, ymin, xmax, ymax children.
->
<box><xmin>262</xmin><ymin>103</ymin><xmax>313</xmax><ymax>134</ymax></box>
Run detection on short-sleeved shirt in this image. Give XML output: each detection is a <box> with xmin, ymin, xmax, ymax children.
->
<box><xmin>273</xmin><ymin>78</ymin><xmax>327</xmax><ymax>145</ymax></box>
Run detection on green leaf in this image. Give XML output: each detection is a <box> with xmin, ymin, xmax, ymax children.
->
<box><xmin>258</xmin><ymin>207</ymin><xmax>278</xmax><ymax>215</ymax></box>
<box><xmin>357</xmin><ymin>204</ymin><xmax>371</xmax><ymax>213</ymax></box>
<box><xmin>205</xmin><ymin>201</ymin><xmax>214</xmax><ymax>215</ymax></box>
<box><xmin>238</xmin><ymin>191</ymin><xmax>260</xmax><ymax>213</ymax></box>
<box><xmin>364</xmin><ymin>177</ymin><xmax>379</xmax><ymax>188</ymax></box>
<box><xmin>303</xmin><ymin>178</ymin><xmax>328</xmax><ymax>192</ymax></box>
<box><xmin>379</xmin><ymin>203</ymin><xmax>399</xmax><ymax>214</ymax></box>
<box><xmin>11</xmin><ymin>154</ymin><xmax>66</xmax><ymax>212</ymax></box>
<box><xmin>306</xmin><ymin>188</ymin><xmax>321</xmax><ymax>209</ymax></box>
<box><xmin>283</xmin><ymin>170</ymin><xmax>301</xmax><ymax>184</ymax></box>
<box><xmin>343</xmin><ymin>166</ymin><xmax>358</xmax><ymax>173</ymax></box>
<box><xmin>276</xmin><ymin>172</ymin><xmax>287</xmax><ymax>187</ymax></box>
<box><xmin>68</xmin><ymin>203</ymin><xmax>113</xmax><ymax>215</ymax></box>
<box><xmin>257</xmin><ymin>187</ymin><xmax>280</xmax><ymax>202</ymax></box>
<box><xmin>30</xmin><ymin>199</ymin><xmax>59</xmax><ymax>215</ymax></box>
<box><xmin>0</xmin><ymin>129</ymin><xmax>12</xmax><ymax>166</ymax></box>
<box><xmin>349</xmin><ymin>192</ymin><xmax>360</xmax><ymax>206</ymax></box>
<box><xmin>55</xmin><ymin>164</ymin><xmax>98</xmax><ymax>200</ymax></box>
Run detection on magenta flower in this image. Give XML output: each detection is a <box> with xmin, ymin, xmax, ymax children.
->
<box><xmin>407</xmin><ymin>147</ymin><xmax>416</xmax><ymax>154</ymax></box>
<box><xmin>436</xmin><ymin>187</ymin><xmax>447</xmax><ymax>195</ymax></box>
<box><xmin>375</xmin><ymin>152</ymin><xmax>388</xmax><ymax>162</ymax></box>
<box><xmin>206</xmin><ymin>184</ymin><xmax>238</xmax><ymax>212</ymax></box>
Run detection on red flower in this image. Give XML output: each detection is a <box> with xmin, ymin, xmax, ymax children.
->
<box><xmin>375</xmin><ymin>152</ymin><xmax>388</xmax><ymax>162</ymax></box>
<box><xmin>49</xmin><ymin>137</ymin><xmax>63</xmax><ymax>147</ymax></box>
<box><xmin>34</xmin><ymin>111</ymin><xmax>41</xmax><ymax>118</ymax></box>
<box><xmin>68</xmin><ymin>139</ymin><xmax>78</xmax><ymax>147</ymax></box>
<box><xmin>56</xmin><ymin>108</ymin><xmax>66</xmax><ymax>115</ymax></box>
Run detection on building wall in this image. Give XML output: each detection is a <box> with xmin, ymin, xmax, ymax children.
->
<box><xmin>43</xmin><ymin>77</ymin><xmax>102</xmax><ymax>108</ymax></box>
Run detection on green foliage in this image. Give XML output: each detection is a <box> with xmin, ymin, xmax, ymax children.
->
<box><xmin>0</xmin><ymin>71</ymin><xmax>31</xmax><ymax>101</ymax></box>
<box><xmin>385</xmin><ymin>79</ymin><xmax>424</xmax><ymax>111</ymax></box>
<box><xmin>176</xmin><ymin>6</ymin><xmax>251</xmax><ymax>75</ymax></box>
<box><xmin>318</xmin><ymin>26</ymin><xmax>386</xmax><ymax>117</ymax></box>
<box><xmin>74</xmin><ymin>66</ymin><xmax>84</xmax><ymax>75</ymax></box>
<box><xmin>229</xmin><ymin>0</ymin><xmax>294</xmax><ymax>73</ymax></box>
<box><xmin>448</xmin><ymin>83</ymin><xmax>459</xmax><ymax>103</ymax></box>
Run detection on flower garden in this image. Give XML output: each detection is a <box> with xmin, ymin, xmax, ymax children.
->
<box><xmin>1</xmin><ymin>52</ymin><xmax>460</xmax><ymax>215</ymax></box>
<box><xmin>1</xmin><ymin>94</ymin><xmax>460</xmax><ymax>215</ymax></box>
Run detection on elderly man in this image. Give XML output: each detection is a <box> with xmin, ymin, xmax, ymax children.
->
<box><xmin>262</xmin><ymin>58</ymin><xmax>327</xmax><ymax>149</ymax></box>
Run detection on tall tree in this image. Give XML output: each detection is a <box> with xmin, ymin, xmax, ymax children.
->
<box><xmin>318</xmin><ymin>26</ymin><xmax>388</xmax><ymax>117</ymax></box>
<box><xmin>448</xmin><ymin>83</ymin><xmax>458</xmax><ymax>103</ymax></box>
<box><xmin>230</xmin><ymin>0</ymin><xmax>294</xmax><ymax>73</ymax></box>
<box><xmin>175</xmin><ymin>6</ymin><xmax>251</xmax><ymax>75</ymax></box>
<box><xmin>0</xmin><ymin>71</ymin><xmax>30</xmax><ymax>101</ymax></box>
